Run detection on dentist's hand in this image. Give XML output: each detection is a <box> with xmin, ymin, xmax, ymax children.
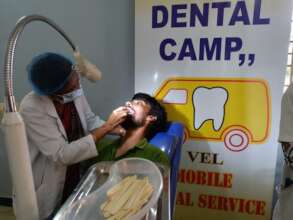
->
<box><xmin>90</xmin><ymin>106</ymin><xmax>128</xmax><ymax>142</ymax></box>
<box><xmin>111</xmin><ymin>125</ymin><xmax>126</xmax><ymax>137</ymax></box>
<box><xmin>105</xmin><ymin>106</ymin><xmax>128</xmax><ymax>130</ymax></box>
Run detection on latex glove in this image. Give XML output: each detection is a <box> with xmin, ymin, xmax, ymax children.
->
<box><xmin>104</xmin><ymin>106</ymin><xmax>128</xmax><ymax>131</ymax></box>
<box><xmin>90</xmin><ymin>106</ymin><xmax>128</xmax><ymax>143</ymax></box>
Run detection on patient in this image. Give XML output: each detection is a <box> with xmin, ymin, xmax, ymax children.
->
<box><xmin>95</xmin><ymin>93</ymin><xmax>170</xmax><ymax>166</ymax></box>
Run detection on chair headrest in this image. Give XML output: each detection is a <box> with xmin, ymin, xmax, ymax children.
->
<box><xmin>149</xmin><ymin>133</ymin><xmax>176</xmax><ymax>158</ymax></box>
<box><xmin>149</xmin><ymin>122</ymin><xmax>184</xmax><ymax>159</ymax></box>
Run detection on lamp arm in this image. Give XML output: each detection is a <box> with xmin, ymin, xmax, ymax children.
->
<box><xmin>4</xmin><ymin>14</ymin><xmax>77</xmax><ymax>112</ymax></box>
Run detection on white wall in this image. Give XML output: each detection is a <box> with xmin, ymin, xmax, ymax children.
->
<box><xmin>0</xmin><ymin>0</ymin><xmax>134</xmax><ymax>198</ymax></box>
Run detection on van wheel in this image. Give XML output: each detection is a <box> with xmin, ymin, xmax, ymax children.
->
<box><xmin>224</xmin><ymin>129</ymin><xmax>249</xmax><ymax>152</ymax></box>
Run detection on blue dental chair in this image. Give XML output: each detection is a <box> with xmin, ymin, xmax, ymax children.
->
<box><xmin>149</xmin><ymin>122</ymin><xmax>184</xmax><ymax>217</ymax></box>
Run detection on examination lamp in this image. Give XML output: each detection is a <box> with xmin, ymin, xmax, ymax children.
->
<box><xmin>1</xmin><ymin>15</ymin><xmax>101</xmax><ymax>220</ymax></box>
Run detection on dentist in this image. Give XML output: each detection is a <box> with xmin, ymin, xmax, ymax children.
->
<box><xmin>19</xmin><ymin>52</ymin><xmax>128</xmax><ymax>219</ymax></box>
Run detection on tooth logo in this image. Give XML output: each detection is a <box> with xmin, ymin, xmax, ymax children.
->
<box><xmin>192</xmin><ymin>87</ymin><xmax>228</xmax><ymax>131</ymax></box>
<box><xmin>155</xmin><ymin>77</ymin><xmax>270</xmax><ymax>152</ymax></box>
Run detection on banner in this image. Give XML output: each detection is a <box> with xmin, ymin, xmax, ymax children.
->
<box><xmin>135</xmin><ymin>0</ymin><xmax>293</xmax><ymax>219</ymax></box>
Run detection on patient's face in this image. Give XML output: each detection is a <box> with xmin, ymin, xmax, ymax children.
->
<box><xmin>121</xmin><ymin>99</ymin><xmax>151</xmax><ymax>129</ymax></box>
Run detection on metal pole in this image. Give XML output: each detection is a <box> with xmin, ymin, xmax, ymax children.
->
<box><xmin>2</xmin><ymin>15</ymin><xmax>77</xmax><ymax>220</ymax></box>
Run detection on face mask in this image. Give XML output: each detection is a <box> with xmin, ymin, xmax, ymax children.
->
<box><xmin>57</xmin><ymin>88</ymin><xmax>83</xmax><ymax>104</ymax></box>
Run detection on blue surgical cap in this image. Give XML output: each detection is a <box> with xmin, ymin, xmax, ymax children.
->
<box><xmin>27</xmin><ymin>52</ymin><xmax>73</xmax><ymax>95</ymax></box>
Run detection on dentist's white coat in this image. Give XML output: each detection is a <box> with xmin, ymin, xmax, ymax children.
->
<box><xmin>19</xmin><ymin>91</ymin><xmax>104</xmax><ymax>219</ymax></box>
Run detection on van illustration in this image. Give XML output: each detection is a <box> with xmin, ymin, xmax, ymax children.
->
<box><xmin>154</xmin><ymin>77</ymin><xmax>270</xmax><ymax>152</ymax></box>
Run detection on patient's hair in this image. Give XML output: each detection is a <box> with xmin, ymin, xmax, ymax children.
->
<box><xmin>132</xmin><ymin>93</ymin><xmax>167</xmax><ymax>140</ymax></box>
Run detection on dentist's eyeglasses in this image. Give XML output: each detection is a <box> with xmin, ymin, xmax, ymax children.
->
<box><xmin>72</xmin><ymin>64</ymin><xmax>82</xmax><ymax>75</ymax></box>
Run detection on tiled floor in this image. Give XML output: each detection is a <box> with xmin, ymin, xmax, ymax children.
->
<box><xmin>0</xmin><ymin>206</ymin><xmax>15</xmax><ymax>220</ymax></box>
